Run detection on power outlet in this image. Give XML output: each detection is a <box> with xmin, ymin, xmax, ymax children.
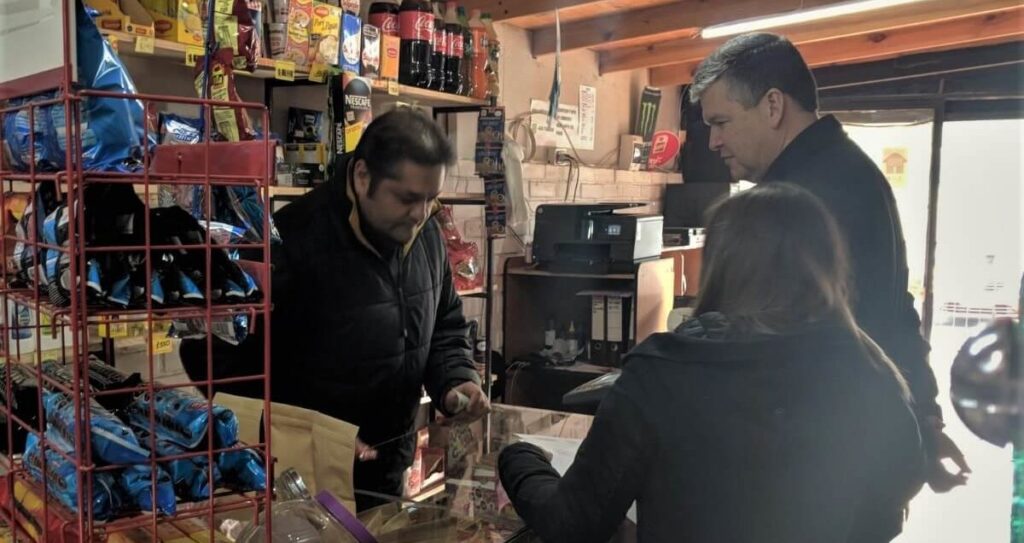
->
<box><xmin>549</xmin><ymin>147</ymin><xmax>572</xmax><ymax>165</ymax></box>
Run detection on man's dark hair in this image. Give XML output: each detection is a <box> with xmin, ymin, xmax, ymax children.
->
<box><xmin>352</xmin><ymin>108</ymin><xmax>454</xmax><ymax>194</ymax></box>
<box><xmin>689</xmin><ymin>33</ymin><xmax>818</xmax><ymax>113</ymax></box>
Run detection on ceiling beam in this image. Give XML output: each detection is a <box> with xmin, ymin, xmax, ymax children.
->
<box><xmin>649</xmin><ymin>8</ymin><xmax>1024</xmax><ymax>87</ymax></box>
<box><xmin>601</xmin><ymin>0</ymin><xmax>1021</xmax><ymax>74</ymax></box>
<box><xmin>532</xmin><ymin>0</ymin><xmax>840</xmax><ymax>55</ymax></box>
<box><xmin>457</xmin><ymin>0</ymin><xmax>605</xmax><ymax>22</ymax></box>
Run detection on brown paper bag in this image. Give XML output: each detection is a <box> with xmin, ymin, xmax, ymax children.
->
<box><xmin>215</xmin><ymin>393</ymin><xmax>359</xmax><ymax>512</ymax></box>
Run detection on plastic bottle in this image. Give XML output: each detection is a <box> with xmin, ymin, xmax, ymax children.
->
<box><xmin>468</xmin><ymin>9</ymin><xmax>488</xmax><ymax>100</ymax></box>
<box><xmin>544</xmin><ymin>319</ymin><xmax>556</xmax><ymax>350</ymax></box>
<box><xmin>443</xmin><ymin>1</ymin><xmax>463</xmax><ymax>94</ymax></box>
<box><xmin>457</xmin><ymin>6</ymin><xmax>474</xmax><ymax>97</ymax></box>
<box><xmin>482</xmin><ymin>12</ymin><xmax>500</xmax><ymax>101</ymax></box>
<box><xmin>398</xmin><ymin>0</ymin><xmax>432</xmax><ymax>87</ymax></box>
<box><xmin>428</xmin><ymin>1</ymin><xmax>446</xmax><ymax>90</ymax></box>
<box><xmin>368</xmin><ymin>1</ymin><xmax>400</xmax><ymax>36</ymax></box>
<box><xmin>568</xmin><ymin>321</ymin><xmax>578</xmax><ymax>356</ymax></box>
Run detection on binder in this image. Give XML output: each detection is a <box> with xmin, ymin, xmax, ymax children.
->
<box><xmin>590</xmin><ymin>295</ymin><xmax>606</xmax><ymax>365</ymax></box>
<box><xmin>607</xmin><ymin>296</ymin><xmax>624</xmax><ymax>366</ymax></box>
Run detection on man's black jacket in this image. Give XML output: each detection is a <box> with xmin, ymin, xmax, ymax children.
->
<box><xmin>183</xmin><ymin>174</ymin><xmax>479</xmax><ymax>486</ymax></box>
<box><xmin>762</xmin><ymin>115</ymin><xmax>940</xmax><ymax>420</ymax></box>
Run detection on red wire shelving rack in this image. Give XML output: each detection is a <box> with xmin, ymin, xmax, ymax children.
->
<box><xmin>0</xmin><ymin>2</ymin><xmax>276</xmax><ymax>541</ymax></box>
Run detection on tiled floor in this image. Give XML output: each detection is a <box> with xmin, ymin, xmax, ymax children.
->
<box><xmin>896</xmin><ymin>325</ymin><xmax>1014</xmax><ymax>543</ymax></box>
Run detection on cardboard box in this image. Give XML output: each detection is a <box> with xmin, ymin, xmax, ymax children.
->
<box><xmin>283</xmin><ymin>143</ymin><xmax>327</xmax><ymax>185</ymax></box>
<box><xmin>309</xmin><ymin>1</ymin><xmax>341</xmax><ymax>66</ymax></box>
<box><xmin>140</xmin><ymin>0</ymin><xmax>204</xmax><ymax>45</ymax></box>
<box><xmin>330</xmin><ymin>73</ymin><xmax>373</xmax><ymax>156</ymax></box>
<box><xmin>339</xmin><ymin>12</ymin><xmax>361</xmax><ymax>73</ymax></box>
<box><xmin>361</xmin><ymin>23</ymin><xmax>380</xmax><ymax>78</ymax></box>
<box><xmin>86</xmin><ymin>0</ymin><xmax>156</xmax><ymax>35</ymax></box>
<box><xmin>379</xmin><ymin>33</ymin><xmax>399</xmax><ymax>80</ymax></box>
<box><xmin>283</xmin><ymin>0</ymin><xmax>314</xmax><ymax>66</ymax></box>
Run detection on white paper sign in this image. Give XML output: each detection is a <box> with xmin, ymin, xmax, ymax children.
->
<box><xmin>578</xmin><ymin>85</ymin><xmax>597</xmax><ymax>151</ymax></box>
<box><xmin>529</xmin><ymin>98</ymin><xmax>594</xmax><ymax>151</ymax></box>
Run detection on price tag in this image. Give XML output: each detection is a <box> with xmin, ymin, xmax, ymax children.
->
<box><xmin>275</xmin><ymin>60</ymin><xmax>296</xmax><ymax>81</ymax></box>
<box><xmin>152</xmin><ymin>335</ymin><xmax>174</xmax><ymax>355</ymax></box>
<box><xmin>134</xmin><ymin>35</ymin><xmax>155</xmax><ymax>54</ymax></box>
<box><xmin>308</xmin><ymin>63</ymin><xmax>328</xmax><ymax>83</ymax></box>
<box><xmin>185</xmin><ymin>46</ymin><xmax>204</xmax><ymax>67</ymax></box>
<box><xmin>387</xmin><ymin>79</ymin><xmax>399</xmax><ymax>96</ymax></box>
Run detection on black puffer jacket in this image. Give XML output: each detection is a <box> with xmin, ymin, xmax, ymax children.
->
<box><xmin>499</xmin><ymin>314</ymin><xmax>924</xmax><ymax>543</ymax></box>
<box><xmin>184</xmin><ymin>174</ymin><xmax>478</xmax><ymax>495</ymax></box>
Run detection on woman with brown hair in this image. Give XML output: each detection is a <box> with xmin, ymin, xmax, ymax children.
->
<box><xmin>499</xmin><ymin>183</ymin><xmax>926</xmax><ymax>543</ymax></box>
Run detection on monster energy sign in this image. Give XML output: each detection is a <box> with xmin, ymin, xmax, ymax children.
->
<box><xmin>633</xmin><ymin>87</ymin><xmax>662</xmax><ymax>168</ymax></box>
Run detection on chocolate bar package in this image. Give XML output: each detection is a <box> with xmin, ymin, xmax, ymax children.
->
<box><xmin>43</xmin><ymin>390</ymin><xmax>150</xmax><ymax>466</ymax></box>
<box><xmin>23</xmin><ymin>433</ymin><xmax>123</xmax><ymax>520</ymax></box>
<box><xmin>128</xmin><ymin>388</ymin><xmax>239</xmax><ymax>450</ymax></box>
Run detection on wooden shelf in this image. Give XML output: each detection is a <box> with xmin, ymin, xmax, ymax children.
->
<box><xmin>371</xmin><ymin>81</ymin><xmax>487</xmax><ymax>107</ymax></box>
<box><xmin>507</xmin><ymin>266</ymin><xmax>635</xmax><ymax>280</ymax></box>
<box><xmin>439</xmin><ymin>192</ymin><xmax>487</xmax><ymax>205</ymax></box>
<box><xmin>456</xmin><ymin>286</ymin><xmax>486</xmax><ymax>298</ymax></box>
<box><xmin>268</xmin><ymin>185</ymin><xmax>313</xmax><ymax>197</ymax></box>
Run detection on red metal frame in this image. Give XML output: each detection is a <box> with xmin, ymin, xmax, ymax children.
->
<box><xmin>0</xmin><ymin>2</ymin><xmax>276</xmax><ymax>540</ymax></box>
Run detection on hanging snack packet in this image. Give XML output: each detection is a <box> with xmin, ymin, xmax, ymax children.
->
<box><xmin>128</xmin><ymin>389</ymin><xmax>239</xmax><ymax>449</ymax></box>
<box><xmin>194</xmin><ymin>49</ymin><xmax>255</xmax><ymax>142</ymax></box>
<box><xmin>136</xmin><ymin>429</ymin><xmax>222</xmax><ymax>501</ymax></box>
<box><xmin>159</xmin><ymin>113</ymin><xmax>203</xmax><ymax>145</ymax></box>
<box><xmin>118</xmin><ymin>464</ymin><xmax>178</xmax><ymax>516</ymax></box>
<box><xmin>218</xmin><ymin>447</ymin><xmax>268</xmax><ymax>492</ymax></box>
<box><xmin>23</xmin><ymin>433</ymin><xmax>122</xmax><ymax>520</ymax></box>
<box><xmin>43</xmin><ymin>390</ymin><xmax>150</xmax><ymax>466</ymax></box>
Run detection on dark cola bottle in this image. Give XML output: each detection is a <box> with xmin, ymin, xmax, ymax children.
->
<box><xmin>398</xmin><ymin>0</ymin><xmax>433</xmax><ymax>87</ymax></box>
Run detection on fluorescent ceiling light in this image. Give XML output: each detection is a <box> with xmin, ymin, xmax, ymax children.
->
<box><xmin>700</xmin><ymin>0</ymin><xmax>931</xmax><ymax>39</ymax></box>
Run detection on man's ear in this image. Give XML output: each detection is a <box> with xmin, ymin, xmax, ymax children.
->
<box><xmin>353</xmin><ymin>159</ymin><xmax>370</xmax><ymax>197</ymax></box>
<box><xmin>761</xmin><ymin>88</ymin><xmax>786</xmax><ymax>129</ymax></box>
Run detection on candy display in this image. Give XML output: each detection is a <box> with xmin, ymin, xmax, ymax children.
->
<box><xmin>118</xmin><ymin>464</ymin><xmax>179</xmax><ymax>516</ymax></box>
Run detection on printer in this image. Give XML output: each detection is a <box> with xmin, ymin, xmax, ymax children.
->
<box><xmin>533</xmin><ymin>203</ymin><xmax>664</xmax><ymax>273</ymax></box>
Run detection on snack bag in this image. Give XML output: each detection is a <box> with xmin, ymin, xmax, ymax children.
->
<box><xmin>194</xmin><ymin>48</ymin><xmax>256</xmax><ymax>142</ymax></box>
<box><xmin>23</xmin><ymin>433</ymin><xmax>123</xmax><ymax>519</ymax></box>
<box><xmin>43</xmin><ymin>390</ymin><xmax>151</xmax><ymax>466</ymax></box>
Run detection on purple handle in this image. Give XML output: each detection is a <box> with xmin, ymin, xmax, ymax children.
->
<box><xmin>315</xmin><ymin>490</ymin><xmax>379</xmax><ymax>543</ymax></box>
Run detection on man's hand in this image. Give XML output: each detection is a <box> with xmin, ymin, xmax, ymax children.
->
<box><xmin>444</xmin><ymin>381</ymin><xmax>490</xmax><ymax>424</ymax></box>
<box><xmin>926</xmin><ymin>427</ymin><xmax>970</xmax><ymax>492</ymax></box>
<box><xmin>356</xmin><ymin>437</ymin><xmax>378</xmax><ymax>462</ymax></box>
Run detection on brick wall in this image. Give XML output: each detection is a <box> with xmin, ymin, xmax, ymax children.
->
<box><xmin>442</xmin><ymin>160</ymin><xmax>682</xmax><ymax>353</ymax></box>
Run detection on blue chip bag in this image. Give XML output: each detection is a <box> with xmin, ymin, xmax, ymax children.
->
<box><xmin>44</xmin><ymin>390</ymin><xmax>150</xmax><ymax>466</ymax></box>
<box><xmin>218</xmin><ymin>447</ymin><xmax>267</xmax><ymax>492</ymax></box>
<box><xmin>128</xmin><ymin>389</ymin><xmax>238</xmax><ymax>449</ymax></box>
<box><xmin>23</xmin><ymin>433</ymin><xmax>122</xmax><ymax>519</ymax></box>
<box><xmin>1</xmin><ymin>93</ymin><xmax>61</xmax><ymax>172</ymax></box>
<box><xmin>118</xmin><ymin>464</ymin><xmax>177</xmax><ymax>516</ymax></box>
<box><xmin>137</xmin><ymin>429</ymin><xmax>222</xmax><ymax>501</ymax></box>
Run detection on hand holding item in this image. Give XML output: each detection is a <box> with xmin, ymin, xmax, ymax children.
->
<box><xmin>444</xmin><ymin>381</ymin><xmax>491</xmax><ymax>424</ymax></box>
<box><xmin>356</xmin><ymin>437</ymin><xmax>378</xmax><ymax>462</ymax></box>
<box><xmin>926</xmin><ymin>424</ymin><xmax>971</xmax><ymax>493</ymax></box>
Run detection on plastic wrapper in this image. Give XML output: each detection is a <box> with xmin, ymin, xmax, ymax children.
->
<box><xmin>1</xmin><ymin>92</ymin><xmax>61</xmax><ymax>171</ymax></box>
<box><xmin>194</xmin><ymin>48</ymin><xmax>255</xmax><ymax>142</ymax></box>
<box><xmin>218</xmin><ymin>447</ymin><xmax>267</xmax><ymax>492</ymax></box>
<box><xmin>23</xmin><ymin>433</ymin><xmax>122</xmax><ymax>520</ymax></box>
<box><xmin>117</xmin><ymin>464</ymin><xmax>178</xmax><ymax>516</ymax></box>
<box><xmin>43</xmin><ymin>390</ymin><xmax>150</xmax><ymax>466</ymax></box>
<box><xmin>40</xmin><ymin>358</ymin><xmax>143</xmax><ymax>417</ymax></box>
<box><xmin>169</xmin><ymin>314</ymin><xmax>251</xmax><ymax>345</ymax></box>
<box><xmin>128</xmin><ymin>388</ymin><xmax>239</xmax><ymax>449</ymax></box>
<box><xmin>159</xmin><ymin>113</ymin><xmax>203</xmax><ymax>144</ymax></box>
<box><xmin>437</xmin><ymin>206</ymin><xmax>483</xmax><ymax>292</ymax></box>
<box><xmin>0</xmin><ymin>362</ymin><xmax>41</xmax><ymax>453</ymax></box>
<box><xmin>136</xmin><ymin>429</ymin><xmax>222</xmax><ymax>501</ymax></box>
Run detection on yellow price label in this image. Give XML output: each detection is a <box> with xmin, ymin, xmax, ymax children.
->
<box><xmin>40</xmin><ymin>313</ymin><xmax>51</xmax><ymax>327</ymax></box>
<box><xmin>134</xmin><ymin>35</ymin><xmax>155</xmax><ymax>54</ymax></box>
<box><xmin>152</xmin><ymin>336</ymin><xmax>174</xmax><ymax>355</ymax></box>
<box><xmin>185</xmin><ymin>46</ymin><xmax>204</xmax><ymax>67</ymax></box>
<box><xmin>99</xmin><ymin>320</ymin><xmax>129</xmax><ymax>339</ymax></box>
<box><xmin>275</xmin><ymin>60</ymin><xmax>296</xmax><ymax>81</ymax></box>
<box><xmin>309</xmin><ymin>63</ymin><xmax>328</xmax><ymax>83</ymax></box>
<box><xmin>387</xmin><ymin>79</ymin><xmax>399</xmax><ymax>96</ymax></box>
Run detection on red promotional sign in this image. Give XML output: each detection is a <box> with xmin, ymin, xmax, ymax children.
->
<box><xmin>648</xmin><ymin>130</ymin><xmax>681</xmax><ymax>168</ymax></box>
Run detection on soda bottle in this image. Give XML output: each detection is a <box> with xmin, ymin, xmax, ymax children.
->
<box><xmin>428</xmin><ymin>1</ymin><xmax>446</xmax><ymax>90</ymax></box>
<box><xmin>457</xmin><ymin>6</ymin><xmax>474</xmax><ymax>97</ymax></box>
<box><xmin>369</xmin><ymin>1</ymin><xmax>400</xmax><ymax>37</ymax></box>
<box><xmin>398</xmin><ymin>0</ymin><xmax>432</xmax><ymax>87</ymax></box>
<box><xmin>482</xmin><ymin>12</ymin><xmax>500</xmax><ymax>101</ymax></box>
<box><xmin>468</xmin><ymin>9</ymin><xmax>488</xmax><ymax>100</ymax></box>
<box><xmin>443</xmin><ymin>1</ymin><xmax>463</xmax><ymax>94</ymax></box>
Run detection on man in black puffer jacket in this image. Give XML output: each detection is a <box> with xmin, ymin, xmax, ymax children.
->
<box><xmin>184</xmin><ymin>109</ymin><xmax>488</xmax><ymax>509</ymax></box>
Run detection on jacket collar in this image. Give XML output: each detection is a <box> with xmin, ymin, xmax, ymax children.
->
<box><xmin>341</xmin><ymin>160</ymin><xmax>441</xmax><ymax>260</ymax></box>
<box><xmin>762</xmin><ymin>114</ymin><xmax>846</xmax><ymax>184</ymax></box>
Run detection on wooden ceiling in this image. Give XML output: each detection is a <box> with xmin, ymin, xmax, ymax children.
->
<box><xmin>459</xmin><ymin>0</ymin><xmax>1024</xmax><ymax>86</ymax></box>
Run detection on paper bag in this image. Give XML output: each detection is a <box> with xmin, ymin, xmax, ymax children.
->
<box><xmin>215</xmin><ymin>393</ymin><xmax>359</xmax><ymax>512</ymax></box>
